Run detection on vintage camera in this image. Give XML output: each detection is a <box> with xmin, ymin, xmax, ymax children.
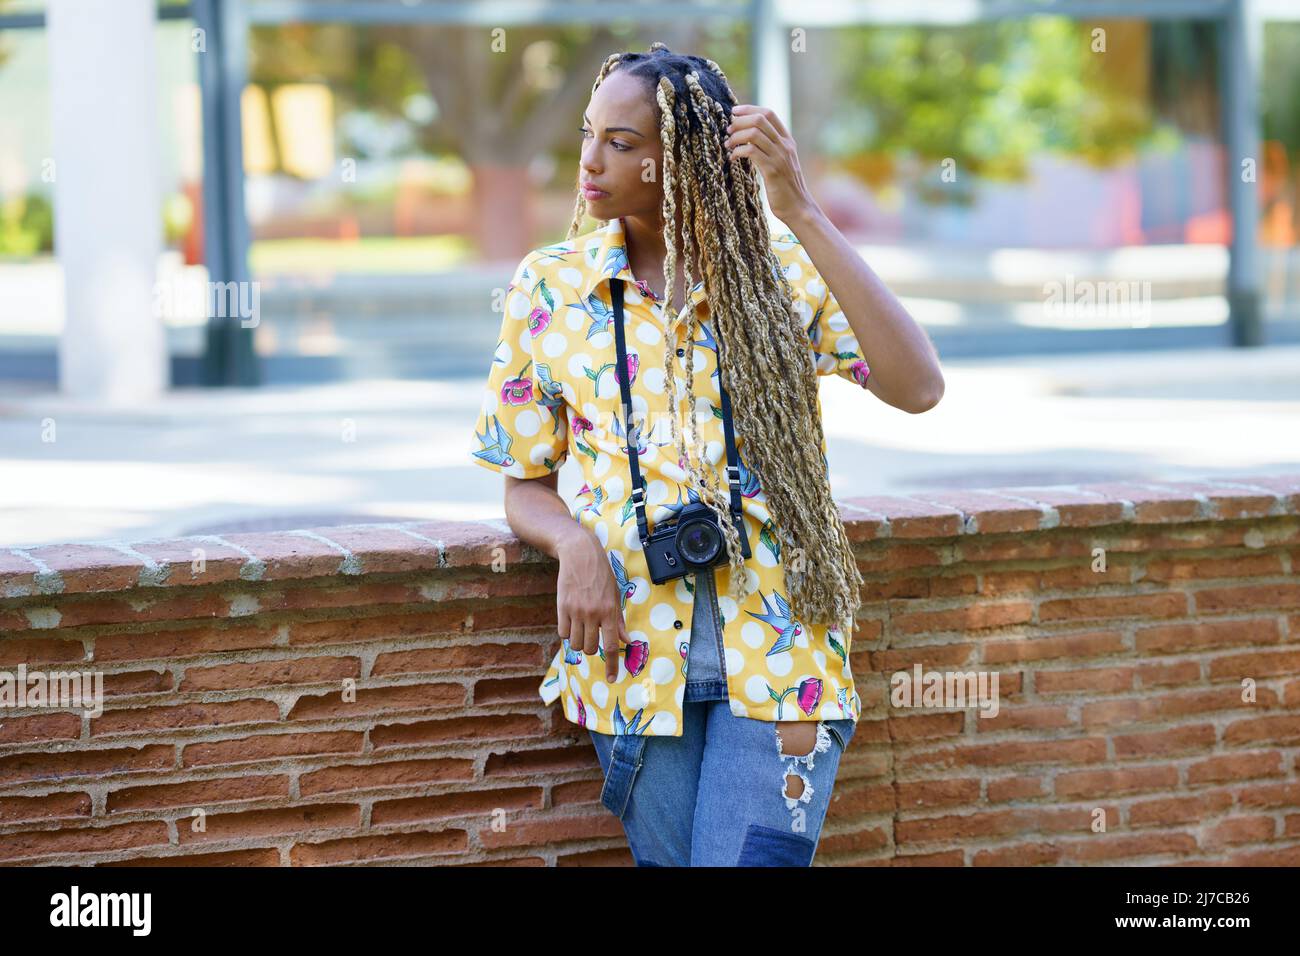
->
<box><xmin>643</xmin><ymin>501</ymin><xmax>752</xmax><ymax>584</ymax></box>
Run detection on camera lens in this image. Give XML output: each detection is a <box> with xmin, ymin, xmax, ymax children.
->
<box><xmin>677</xmin><ymin>517</ymin><xmax>721</xmax><ymax>566</ymax></box>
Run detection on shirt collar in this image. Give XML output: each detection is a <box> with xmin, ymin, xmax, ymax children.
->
<box><xmin>579</xmin><ymin>216</ymin><xmax>708</xmax><ymax>329</ymax></box>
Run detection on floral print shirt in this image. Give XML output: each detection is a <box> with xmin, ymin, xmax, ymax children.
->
<box><xmin>469</xmin><ymin>215</ymin><xmax>872</xmax><ymax>737</ymax></box>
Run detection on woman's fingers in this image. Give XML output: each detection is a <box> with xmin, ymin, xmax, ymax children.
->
<box><xmin>556</xmin><ymin>600</ymin><xmax>571</xmax><ymax>648</ymax></box>
<box><xmin>581</xmin><ymin>617</ymin><xmax>600</xmax><ymax>657</ymax></box>
<box><xmin>731</xmin><ymin>103</ymin><xmax>790</xmax><ymax>140</ymax></box>
<box><xmin>601</xmin><ymin>618</ymin><xmax>622</xmax><ymax>681</ymax></box>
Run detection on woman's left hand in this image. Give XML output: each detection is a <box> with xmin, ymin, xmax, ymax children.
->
<box><xmin>724</xmin><ymin>104</ymin><xmax>816</xmax><ymax>225</ymax></box>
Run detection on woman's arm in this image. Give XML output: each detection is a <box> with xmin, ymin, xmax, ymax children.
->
<box><xmin>503</xmin><ymin>474</ymin><xmax>630</xmax><ymax>682</ymax></box>
<box><xmin>784</xmin><ymin>203</ymin><xmax>944</xmax><ymax>414</ymax></box>
<box><xmin>503</xmin><ymin>472</ymin><xmax>587</xmax><ymax>560</ymax></box>
<box><xmin>725</xmin><ymin>104</ymin><xmax>945</xmax><ymax>415</ymax></box>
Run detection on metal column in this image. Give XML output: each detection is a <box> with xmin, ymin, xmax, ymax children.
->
<box><xmin>193</xmin><ymin>0</ymin><xmax>260</xmax><ymax>385</ymax></box>
<box><xmin>1223</xmin><ymin>0</ymin><xmax>1264</xmax><ymax>346</ymax></box>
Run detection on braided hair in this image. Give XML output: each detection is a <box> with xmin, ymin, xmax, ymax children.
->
<box><xmin>566</xmin><ymin>43</ymin><xmax>864</xmax><ymax>637</ymax></box>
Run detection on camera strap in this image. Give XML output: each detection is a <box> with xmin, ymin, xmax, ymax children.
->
<box><xmin>611</xmin><ymin>278</ymin><xmax>744</xmax><ymax>548</ymax></box>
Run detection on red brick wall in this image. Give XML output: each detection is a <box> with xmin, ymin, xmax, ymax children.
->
<box><xmin>1</xmin><ymin>474</ymin><xmax>1298</xmax><ymax>866</ymax></box>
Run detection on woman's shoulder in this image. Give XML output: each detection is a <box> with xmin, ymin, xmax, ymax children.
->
<box><xmin>512</xmin><ymin>227</ymin><xmax>606</xmax><ymax>288</ymax></box>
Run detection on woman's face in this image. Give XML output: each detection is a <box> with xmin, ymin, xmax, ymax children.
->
<box><xmin>578</xmin><ymin>70</ymin><xmax>664</xmax><ymax>223</ymax></box>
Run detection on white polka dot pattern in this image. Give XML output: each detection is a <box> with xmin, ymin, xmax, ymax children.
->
<box><xmin>469</xmin><ymin>217</ymin><xmax>868</xmax><ymax>736</ymax></box>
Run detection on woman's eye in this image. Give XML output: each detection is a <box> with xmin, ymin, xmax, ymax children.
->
<box><xmin>578</xmin><ymin>128</ymin><xmax>630</xmax><ymax>151</ymax></box>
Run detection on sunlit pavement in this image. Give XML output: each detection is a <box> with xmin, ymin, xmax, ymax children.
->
<box><xmin>1</xmin><ymin>344</ymin><xmax>1297</xmax><ymax>549</ymax></box>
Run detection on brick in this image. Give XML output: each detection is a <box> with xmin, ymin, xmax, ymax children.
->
<box><xmin>298</xmin><ymin>758</ymin><xmax>475</xmax><ymax>796</ymax></box>
<box><xmin>287</xmin><ymin>682</ymin><xmax>465</xmax><ymax>721</ymax></box>
<box><xmin>17</xmin><ymin>543</ymin><xmax>147</xmax><ymax>594</ymax></box>
<box><xmin>0</xmin><ymin>711</ymin><xmax>81</xmax><ymax>745</ymax></box>
<box><xmin>90</xmin><ymin>698</ymin><xmax>281</xmax><ymax>737</ymax></box>
<box><xmin>0</xmin><ymin>821</ymin><xmax>170</xmax><ymax>862</ymax></box>
<box><xmin>92</xmin><ymin>621</ymin><xmax>279</xmax><ymax>663</ymax></box>
<box><xmin>371</xmin><ymin>787</ymin><xmax>543</xmax><ymax>826</ymax></box>
<box><xmin>127</xmin><ymin>537</ymin><xmax>251</xmax><ymax>587</ymax></box>
<box><xmin>0</xmin><ymin>744</ymin><xmax>174</xmax><ymax>785</ymax></box>
<box><xmin>100</xmin><ymin>847</ymin><xmax>282</xmax><ymax>867</ymax></box>
<box><xmin>988</xmin><ymin>487</ymin><xmax>1124</xmax><ymax>528</ymax></box>
<box><xmin>899</xmin><ymin>490</ymin><xmax>1046</xmax><ymax>535</ymax></box>
<box><xmin>182</xmin><ymin>730</ymin><xmax>364</xmax><ymax>768</ymax></box>
<box><xmin>106</xmin><ymin>774</ymin><xmax>290</xmax><ymax>813</ymax></box>
<box><xmin>1128</xmin><ymin>790</ymin><xmax>1235</xmax><ymax>826</ymax></box>
<box><xmin>289</xmin><ymin>829</ymin><xmax>467</xmax><ymax>865</ymax></box>
<box><xmin>0</xmin><ymin>791</ymin><xmax>92</xmax><ymax>825</ymax></box>
<box><xmin>1136</xmin><ymin>618</ymin><xmax>1281</xmax><ymax>655</ymax></box>
<box><xmin>370</xmin><ymin>713</ymin><xmax>545</xmax><ymax>750</ymax></box>
<box><xmin>212</xmin><ymin>531</ymin><xmax>350</xmax><ymax>581</ymax></box>
<box><xmin>177</xmin><ymin>803</ymin><xmax>360</xmax><ymax>844</ymax></box>
<box><xmin>179</xmin><ymin>656</ymin><xmax>361</xmax><ymax>692</ymax></box>
<box><xmin>1039</xmin><ymin>592</ymin><xmax>1188</xmax><ymax>623</ymax></box>
<box><xmin>839</xmin><ymin>495</ymin><xmax>963</xmax><ymax>538</ymax></box>
<box><xmin>1186</xmin><ymin>751</ymin><xmax>1285</xmax><ymax>785</ymax></box>
<box><xmin>985</xmin><ymin>630</ymin><xmax>1125</xmax><ymax>664</ymax></box>
<box><xmin>1194</xmin><ymin>583</ymin><xmax>1300</xmax><ymax>614</ymax></box>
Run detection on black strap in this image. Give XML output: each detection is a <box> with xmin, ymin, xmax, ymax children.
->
<box><xmin>611</xmin><ymin>279</ymin><xmax>743</xmax><ymax>546</ymax></box>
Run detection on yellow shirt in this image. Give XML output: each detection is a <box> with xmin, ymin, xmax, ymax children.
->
<box><xmin>469</xmin><ymin>215</ymin><xmax>872</xmax><ymax>737</ymax></box>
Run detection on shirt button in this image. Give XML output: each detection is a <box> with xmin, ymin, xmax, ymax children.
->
<box><xmin>676</xmin><ymin>348</ymin><xmax>685</xmax><ymax>357</ymax></box>
<box><xmin>673</xmin><ymin>619</ymin><xmax>683</xmax><ymax>629</ymax></box>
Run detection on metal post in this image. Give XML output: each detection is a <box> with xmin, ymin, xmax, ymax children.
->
<box><xmin>193</xmin><ymin>0</ymin><xmax>259</xmax><ymax>385</ymax></box>
<box><xmin>1222</xmin><ymin>0</ymin><xmax>1264</xmax><ymax>346</ymax></box>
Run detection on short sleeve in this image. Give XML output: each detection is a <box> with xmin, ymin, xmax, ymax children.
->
<box><xmin>468</xmin><ymin>254</ymin><xmax>570</xmax><ymax>478</ymax></box>
<box><xmin>785</xmin><ymin>239</ymin><xmax>871</xmax><ymax>389</ymax></box>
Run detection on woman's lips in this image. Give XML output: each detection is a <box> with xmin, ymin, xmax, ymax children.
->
<box><xmin>581</xmin><ymin>184</ymin><xmax>608</xmax><ymax>200</ymax></box>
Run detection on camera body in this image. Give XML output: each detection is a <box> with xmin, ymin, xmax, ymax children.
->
<box><xmin>643</xmin><ymin>501</ymin><xmax>752</xmax><ymax>584</ymax></box>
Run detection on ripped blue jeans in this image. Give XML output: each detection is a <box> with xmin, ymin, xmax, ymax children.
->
<box><xmin>588</xmin><ymin>568</ymin><xmax>856</xmax><ymax>866</ymax></box>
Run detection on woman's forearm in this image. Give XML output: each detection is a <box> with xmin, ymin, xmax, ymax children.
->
<box><xmin>503</xmin><ymin>475</ymin><xmax>596</xmax><ymax>562</ymax></box>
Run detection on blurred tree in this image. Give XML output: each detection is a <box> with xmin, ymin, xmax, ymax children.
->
<box><xmin>248</xmin><ymin>20</ymin><xmax>749</xmax><ymax>260</ymax></box>
<box><xmin>794</xmin><ymin>17</ymin><xmax>1214</xmax><ymax>206</ymax></box>
<box><xmin>1262</xmin><ymin>23</ymin><xmax>1300</xmax><ymax>243</ymax></box>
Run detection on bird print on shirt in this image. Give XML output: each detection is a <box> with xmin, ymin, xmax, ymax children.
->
<box><xmin>471</xmin><ymin>414</ymin><xmax>514</xmax><ymax>469</ymax></box>
<box><xmin>470</xmin><ymin>217</ymin><xmax>874</xmax><ymax>736</ymax></box>
<box><xmin>747</xmin><ymin>587</ymin><xmax>805</xmax><ymax>657</ymax></box>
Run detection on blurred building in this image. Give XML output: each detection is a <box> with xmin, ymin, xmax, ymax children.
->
<box><xmin>0</xmin><ymin>0</ymin><xmax>1297</xmax><ymax>396</ymax></box>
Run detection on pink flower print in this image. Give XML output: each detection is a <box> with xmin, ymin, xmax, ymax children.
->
<box><xmin>634</xmin><ymin>278</ymin><xmax>658</xmax><ymax>301</ymax></box>
<box><xmin>623</xmin><ymin>352</ymin><xmax>639</xmax><ymax>386</ymax></box>
<box><xmin>575</xmin><ymin>691</ymin><xmax>587</xmax><ymax>728</ymax></box>
<box><xmin>501</xmin><ymin>377</ymin><xmax>533</xmax><ymax>406</ymax></box>
<box><xmin>527</xmin><ymin>306</ymin><xmax>552</xmax><ymax>337</ymax></box>
<box><xmin>501</xmin><ymin>358</ymin><xmax>534</xmax><ymax>406</ymax></box>
<box><xmin>767</xmin><ymin>676</ymin><xmax>824</xmax><ymax>719</ymax></box>
<box><xmin>571</xmin><ymin>415</ymin><xmax>593</xmax><ymax>438</ymax></box>
<box><xmin>850</xmin><ymin>359</ymin><xmax>870</xmax><ymax>388</ymax></box>
<box><xmin>797</xmin><ymin>677</ymin><xmax>824</xmax><ymax>715</ymax></box>
<box><xmin>623</xmin><ymin>639</ymin><xmax>650</xmax><ymax>677</ymax></box>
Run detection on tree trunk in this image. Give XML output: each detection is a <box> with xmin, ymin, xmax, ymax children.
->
<box><xmin>469</xmin><ymin>163</ymin><xmax>536</xmax><ymax>261</ymax></box>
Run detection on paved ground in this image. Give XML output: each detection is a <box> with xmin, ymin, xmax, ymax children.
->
<box><xmin>1</xmin><ymin>343</ymin><xmax>1297</xmax><ymax>549</ymax></box>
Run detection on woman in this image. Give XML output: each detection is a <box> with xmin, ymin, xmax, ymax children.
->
<box><xmin>470</xmin><ymin>43</ymin><xmax>943</xmax><ymax>866</ymax></box>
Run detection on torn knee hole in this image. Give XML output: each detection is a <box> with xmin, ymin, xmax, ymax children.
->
<box><xmin>775</xmin><ymin>720</ymin><xmax>833</xmax><ymax>777</ymax></box>
<box><xmin>782</xmin><ymin>765</ymin><xmax>814</xmax><ymax>808</ymax></box>
<box><xmin>775</xmin><ymin>721</ymin><xmax>817</xmax><ymax>758</ymax></box>
<box><xmin>784</xmin><ymin>771</ymin><xmax>805</xmax><ymax>801</ymax></box>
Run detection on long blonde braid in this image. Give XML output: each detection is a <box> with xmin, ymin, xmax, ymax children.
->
<box><xmin>565</xmin><ymin>43</ymin><xmax>864</xmax><ymax>637</ymax></box>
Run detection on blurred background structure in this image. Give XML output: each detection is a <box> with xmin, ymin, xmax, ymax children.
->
<box><xmin>1</xmin><ymin>0</ymin><xmax>1298</xmax><ymax>545</ymax></box>
<box><xmin>4</xmin><ymin>0</ymin><xmax>1300</xmax><ymax>385</ymax></box>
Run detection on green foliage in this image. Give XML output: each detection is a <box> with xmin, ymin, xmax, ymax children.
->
<box><xmin>0</xmin><ymin>193</ymin><xmax>54</xmax><ymax>257</ymax></box>
<box><xmin>1263</xmin><ymin>23</ymin><xmax>1300</xmax><ymax>157</ymax></box>
<box><xmin>833</xmin><ymin>18</ymin><xmax>1159</xmax><ymax>186</ymax></box>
